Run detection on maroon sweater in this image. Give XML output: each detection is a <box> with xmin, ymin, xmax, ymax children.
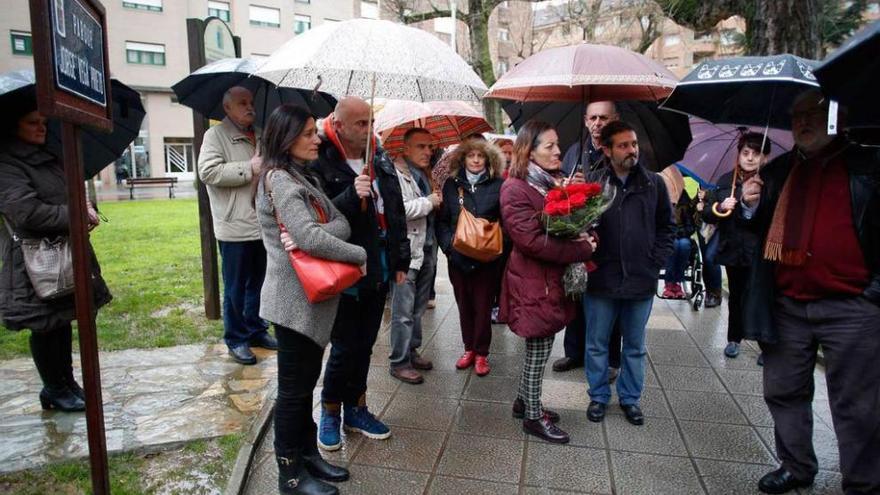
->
<box><xmin>775</xmin><ymin>158</ymin><xmax>870</xmax><ymax>300</ymax></box>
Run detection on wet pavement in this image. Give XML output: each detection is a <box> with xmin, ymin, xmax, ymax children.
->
<box><xmin>244</xmin><ymin>264</ymin><xmax>841</xmax><ymax>494</ymax></box>
<box><xmin>0</xmin><ymin>343</ymin><xmax>276</xmax><ymax>474</ymax></box>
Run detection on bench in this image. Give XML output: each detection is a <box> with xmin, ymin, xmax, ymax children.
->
<box><xmin>126</xmin><ymin>177</ymin><xmax>178</xmax><ymax>200</ymax></box>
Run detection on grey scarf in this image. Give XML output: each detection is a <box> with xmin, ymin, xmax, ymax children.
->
<box><xmin>525</xmin><ymin>162</ymin><xmax>561</xmax><ymax>196</ymax></box>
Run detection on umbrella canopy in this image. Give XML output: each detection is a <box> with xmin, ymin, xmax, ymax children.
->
<box><xmin>485</xmin><ymin>43</ymin><xmax>678</xmax><ymax>102</ymax></box>
<box><xmin>815</xmin><ymin>19</ymin><xmax>880</xmax><ymax>131</ymax></box>
<box><xmin>502</xmin><ymin>100</ymin><xmax>692</xmax><ymax>172</ymax></box>
<box><xmin>0</xmin><ymin>70</ymin><xmax>145</xmax><ymax>179</ymax></box>
<box><xmin>171</xmin><ymin>57</ymin><xmax>337</xmax><ymax>124</ymax></box>
<box><xmin>661</xmin><ymin>54</ymin><xmax>820</xmax><ymax>129</ymax></box>
<box><xmin>679</xmin><ymin>118</ymin><xmax>793</xmax><ymax>184</ymax></box>
<box><xmin>256</xmin><ymin>19</ymin><xmax>487</xmax><ymax>102</ymax></box>
<box><xmin>375</xmin><ymin>100</ymin><xmax>492</xmax><ymax>156</ymax></box>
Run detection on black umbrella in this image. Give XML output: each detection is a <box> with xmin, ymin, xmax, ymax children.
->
<box><xmin>502</xmin><ymin>100</ymin><xmax>692</xmax><ymax>172</ymax></box>
<box><xmin>172</xmin><ymin>57</ymin><xmax>337</xmax><ymax>124</ymax></box>
<box><xmin>815</xmin><ymin>19</ymin><xmax>880</xmax><ymax>129</ymax></box>
<box><xmin>0</xmin><ymin>70</ymin><xmax>146</xmax><ymax>179</ymax></box>
<box><xmin>660</xmin><ymin>54</ymin><xmax>821</xmax><ymax>130</ymax></box>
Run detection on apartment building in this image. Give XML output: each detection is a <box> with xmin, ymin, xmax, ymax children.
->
<box><xmin>1</xmin><ymin>0</ymin><xmax>359</xmax><ymax>183</ymax></box>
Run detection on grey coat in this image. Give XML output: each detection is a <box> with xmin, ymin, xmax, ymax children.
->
<box><xmin>256</xmin><ymin>165</ymin><xmax>367</xmax><ymax>347</ymax></box>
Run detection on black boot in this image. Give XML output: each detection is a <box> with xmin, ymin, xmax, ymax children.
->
<box><xmin>303</xmin><ymin>453</ymin><xmax>349</xmax><ymax>482</ymax></box>
<box><xmin>31</xmin><ymin>332</ymin><xmax>85</xmax><ymax>412</ymax></box>
<box><xmin>57</xmin><ymin>324</ymin><xmax>85</xmax><ymax>401</ymax></box>
<box><xmin>277</xmin><ymin>455</ymin><xmax>339</xmax><ymax>495</ymax></box>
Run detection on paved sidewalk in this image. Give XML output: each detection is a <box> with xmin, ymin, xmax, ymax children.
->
<box><xmin>244</xmin><ymin>269</ymin><xmax>841</xmax><ymax>494</ymax></box>
<box><xmin>0</xmin><ymin>343</ymin><xmax>276</xmax><ymax>474</ymax></box>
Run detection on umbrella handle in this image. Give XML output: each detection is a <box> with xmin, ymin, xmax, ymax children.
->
<box><xmin>712</xmin><ymin>163</ymin><xmax>739</xmax><ymax>218</ymax></box>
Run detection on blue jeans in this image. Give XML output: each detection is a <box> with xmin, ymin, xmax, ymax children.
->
<box><xmin>218</xmin><ymin>240</ymin><xmax>269</xmax><ymax>347</ymax></box>
<box><xmin>701</xmin><ymin>234</ymin><xmax>722</xmax><ymax>291</ymax></box>
<box><xmin>664</xmin><ymin>238</ymin><xmax>692</xmax><ymax>283</ymax></box>
<box><xmin>584</xmin><ymin>296</ymin><xmax>654</xmax><ymax>406</ymax></box>
<box><xmin>389</xmin><ymin>248</ymin><xmax>435</xmax><ymax>367</ymax></box>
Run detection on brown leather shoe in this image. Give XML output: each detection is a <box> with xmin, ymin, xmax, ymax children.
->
<box><xmin>522</xmin><ymin>416</ymin><xmax>570</xmax><ymax>444</ymax></box>
<box><xmin>390</xmin><ymin>366</ymin><xmax>424</xmax><ymax>384</ymax></box>
<box><xmin>410</xmin><ymin>352</ymin><xmax>434</xmax><ymax>370</ymax></box>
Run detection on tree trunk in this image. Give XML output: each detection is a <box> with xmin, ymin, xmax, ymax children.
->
<box><xmin>468</xmin><ymin>1</ymin><xmax>503</xmax><ymax>129</ymax></box>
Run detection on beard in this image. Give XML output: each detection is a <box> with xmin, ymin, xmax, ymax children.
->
<box><xmin>614</xmin><ymin>154</ymin><xmax>637</xmax><ymax>169</ymax></box>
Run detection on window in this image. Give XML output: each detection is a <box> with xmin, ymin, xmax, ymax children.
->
<box><xmin>664</xmin><ymin>34</ymin><xmax>680</xmax><ymax>47</ymax></box>
<box><xmin>720</xmin><ymin>28</ymin><xmax>738</xmax><ymax>46</ymax></box>
<box><xmin>694</xmin><ymin>30</ymin><xmax>712</xmax><ymax>43</ymax></box>
<box><xmin>324</xmin><ymin>18</ymin><xmax>340</xmax><ymax>23</ymax></box>
<box><xmin>208</xmin><ymin>1</ymin><xmax>231</xmax><ymax>21</ymax></box>
<box><xmin>498</xmin><ymin>28</ymin><xmax>510</xmax><ymax>41</ymax></box>
<box><xmin>164</xmin><ymin>138</ymin><xmax>195</xmax><ymax>176</ymax></box>
<box><xmin>294</xmin><ymin>14</ymin><xmax>311</xmax><ymax>34</ymax></box>
<box><xmin>497</xmin><ymin>59</ymin><xmax>509</xmax><ymax>75</ymax></box>
<box><xmin>125</xmin><ymin>41</ymin><xmax>165</xmax><ymax>65</ymax></box>
<box><xmin>249</xmin><ymin>5</ymin><xmax>281</xmax><ymax>27</ymax></box>
<box><xmin>10</xmin><ymin>31</ymin><xmax>32</xmax><ymax>55</ymax></box>
<box><xmin>360</xmin><ymin>1</ymin><xmax>378</xmax><ymax>19</ymax></box>
<box><xmin>123</xmin><ymin>0</ymin><xmax>162</xmax><ymax>12</ymax></box>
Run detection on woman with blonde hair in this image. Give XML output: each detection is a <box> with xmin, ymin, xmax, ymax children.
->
<box><xmin>500</xmin><ymin>120</ymin><xmax>596</xmax><ymax>443</ymax></box>
<box><xmin>436</xmin><ymin>138</ymin><xmax>505</xmax><ymax>376</ymax></box>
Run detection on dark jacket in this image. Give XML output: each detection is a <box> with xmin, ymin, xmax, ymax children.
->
<box><xmin>672</xmin><ymin>191</ymin><xmax>696</xmax><ymax>240</ymax></box>
<box><xmin>436</xmin><ymin>168</ymin><xmax>504</xmax><ymax>273</ymax></box>
<box><xmin>562</xmin><ymin>139</ymin><xmax>607</xmax><ymax>176</ymax></box>
<box><xmin>586</xmin><ymin>163</ymin><xmax>675</xmax><ymax>299</ymax></box>
<box><xmin>499</xmin><ymin>178</ymin><xmax>594</xmax><ymax>339</ymax></box>
<box><xmin>309</xmin><ymin>138</ymin><xmax>410</xmax><ymax>291</ymax></box>
<box><xmin>0</xmin><ymin>140</ymin><xmax>111</xmax><ymax>332</ymax></box>
<box><xmin>704</xmin><ymin>170</ymin><xmax>760</xmax><ymax>267</ymax></box>
<box><xmin>742</xmin><ymin>145</ymin><xmax>880</xmax><ymax>343</ymax></box>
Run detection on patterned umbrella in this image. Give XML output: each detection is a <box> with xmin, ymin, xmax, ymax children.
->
<box><xmin>485</xmin><ymin>43</ymin><xmax>678</xmax><ymax>102</ymax></box>
<box><xmin>661</xmin><ymin>54</ymin><xmax>820</xmax><ymax>129</ymax></box>
<box><xmin>375</xmin><ymin>100</ymin><xmax>492</xmax><ymax>157</ymax></box>
<box><xmin>255</xmin><ymin>19</ymin><xmax>487</xmax><ymax>102</ymax></box>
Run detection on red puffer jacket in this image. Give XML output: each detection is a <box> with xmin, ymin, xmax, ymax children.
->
<box><xmin>499</xmin><ymin>178</ymin><xmax>594</xmax><ymax>339</ymax></box>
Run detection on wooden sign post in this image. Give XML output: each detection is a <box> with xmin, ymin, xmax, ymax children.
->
<box><xmin>28</xmin><ymin>0</ymin><xmax>112</xmax><ymax>493</ymax></box>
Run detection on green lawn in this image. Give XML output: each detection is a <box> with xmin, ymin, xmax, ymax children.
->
<box><xmin>0</xmin><ymin>199</ymin><xmax>224</xmax><ymax>360</ymax></box>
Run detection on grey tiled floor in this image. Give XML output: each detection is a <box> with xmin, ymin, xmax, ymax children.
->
<box><xmin>245</xmin><ymin>264</ymin><xmax>841</xmax><ymax>494</ymax></box>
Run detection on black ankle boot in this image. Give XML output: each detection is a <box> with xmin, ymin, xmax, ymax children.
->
<box><xmin>303</xmin><ymin>453</ymin><xmax>349</xmax><ymax>482</ymax></box>
<box><xmin>277</xmin><ymin>456</ymin><xmax>339</xmax><ymax>495</ymax></box>
<box><xmin>40</xmin><ymin>386</ymin><xmax>85</xmax><ymax>412</ymax></box>
<box><xmin>57</xmin><ymin>324</ymin><xmax>85</xmax><ymax>401</ymax></box>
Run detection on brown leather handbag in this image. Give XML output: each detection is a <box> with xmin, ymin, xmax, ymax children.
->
<box><xmin>452</xmin><ymin>187</ymin><xmax>503</xmax><ymax>262</ymax></box>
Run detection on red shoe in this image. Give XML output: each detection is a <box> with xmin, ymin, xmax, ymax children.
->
<box><xmin>474</xmin><ymin>356</ymin><xmax>490</xmax><ymax>376</ymax></box>
<box><xmin>456</xmin><ymin>351</ymin><xmax>475</xmax><ymax>369</ymax></box>
<box><xmin>662</xmin><ymin>283</ymin><xmax>677</xmax><ymax>298</ymax></box>
<box><xmin>673</xmin><ymin>283</ymin><xmax>687</xmax><ymax>299</ymax></box>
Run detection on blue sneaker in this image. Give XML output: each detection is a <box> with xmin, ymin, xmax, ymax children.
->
<box><xmin>343</xmin><ymin>406</ymin><xmax>391</xmax><ymax>440</ymax></box>
<box><xmin>724</xmin><ymin>342</ymin><xmax>740</xmax><ymax>358</ymax></box>
<box><xmin>318</xmin><ymin>409</ymin><xmax>342</xmax><ymax>451</ymax></box>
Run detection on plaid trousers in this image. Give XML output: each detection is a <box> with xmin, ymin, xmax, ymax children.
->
<box><xmin>517</xmin><ymin>336</ymin><xmax>555</xmax><ymax>420</ymax></box>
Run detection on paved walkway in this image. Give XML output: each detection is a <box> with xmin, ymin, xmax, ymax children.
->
<box><xmin>244</xmin><ymin>267</ymin><xmax>841</xmax><ymax>494</ymax></box>
<box><xmin>0</xmin><ymin>343</ymin><xmax>276</xmax><ymax>474</ymax></box>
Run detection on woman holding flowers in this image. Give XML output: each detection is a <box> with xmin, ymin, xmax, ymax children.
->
<box><xmin>499</xmin><ymin>121</ymin><xmax>597</xmax><ymax>444</ymax></box>
<box><xmin>436</xmin><ymin>138</ymin><xmax>505</xmax><ymax>376</ymax></box>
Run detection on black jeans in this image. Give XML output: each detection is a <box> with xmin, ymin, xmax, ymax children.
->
<box><xmin>563</xmin><ymin>304</ymin><xmax>621</xmax><ymax>368</ymax></box>
<box><xmin>724</xmin><ymin>265</ymin><xmax>749</xmax><ymax>343</ymax></box>
<box><xmin>321</xmin><ymin>286</ymin><xmax>388</xmax><ymax>406</ymax></box>
<box><xmin>274</xmin><ymin>324</ymin><xmax>324</xmax><ymax>458</ymax></box>
<box><xmin>762</xmin><ymin>296</ymin><xmax>880</xmax><ymax>493</ymax></box>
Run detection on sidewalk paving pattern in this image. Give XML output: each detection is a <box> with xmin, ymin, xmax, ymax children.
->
<box><xmin>243</xmin><ymin>267</ymin><xmax>843</xmax><ymax>495</ymax></box>
<box><xmin>0</xmin><ymin>344</ymin><xmax>276</xmax><ymax>474</ymax></box>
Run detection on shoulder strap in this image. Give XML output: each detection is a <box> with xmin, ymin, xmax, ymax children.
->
<box><xmin>265</xmin><ymin>169</ymin><xmax>328</xmax><ymax>226</ymax></box>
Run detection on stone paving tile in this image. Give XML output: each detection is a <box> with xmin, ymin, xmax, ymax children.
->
<box><xmin>340</xmin><ymin>465</ymin><xmax>430</xmax><ymax>494</ymax></box>
<box><xmin>695</xmin><ymin>459</ymin><xmax>777</xmax><ymax>495</ymax></box>
<box><xmin>436</xmin><ymin>433</ymin><xmax>524</xmax><ymax>484</ymax></box>
<box><xmin>352</xmin><ymin>426</ymin><xmax>446</xmax><ymax>473</ymax></box>
<box><xmin>604</xmin><ymin>415</ymin><xmax>688</xmax><ymax>456</ymax></box>
<box><xmin>427</xmin><ymin>475</ymin><xmax>519</xmax><ymax>494</ymax></box>
<box><xmin>756</xmin><ymin>424</ymin><xmax>841</xmax><ymax>473</ymax></box>
<box><xmin>715</xmin><ymin>368</ymin><xmax>766</xmax><ymax>396</ymax></box>
<box><xmin>648</xmin><ymin>344</ymin><xmax>711</xmax><ymax>367</ymax></box>
<box><xmin>645</xmin><ymin>328</ymin><xmax>697</xmax><ymax>347</ymax></box>
<box><xmin>379</xmin><ymin>393</ymin><xmax>459</xmax><ymax>432</ymax></box>
<box><xmin>452</xmin><ymin>400</ymin><xmax>526</xmax><ymax>440</ymax></box>
<box><xmin>653</xmin><ymin>364</ymin><xmax>727</xmax><ymax>393</ymax></box>
<box><xmin>603</xmin><ymin>387</ymin><xmax>673</xmax><ymax>419</ymax></box>
<box><xmin>680</xmin><ymin>421</ymin><xmax>776</xmax><ymax>465</ymax></box>
<box><xmin>731</xmin><ymin>393</ymin><xmax>774</xmax><ymax>427</ymax></box>
<box><xmin>524</xmin><ymin>443</ymin><xmax>612</xmax><ymax>494</ymax></box>
<box><xmin>397</xmin><ymin>370</ymin><xmax>469</xmax><ymax>398</ymax></box>
<box><xmin>548</xmin><ymin>409</ymin><xmax>606</xmax><ymax>449</ymax></box>
<box><xmin>463</xmin><ymin>375</ymin><xmax>520</xmax><ymax>403</ymax></box>
<box><xmin>664</xmin><ymin>390</ymin><xmax>750</xmax><ymax>425</ymax></box>
<box><xmin>610</xmin><ymin>450</ymin><xmax>705</xmax><ymax>495</ymax></box>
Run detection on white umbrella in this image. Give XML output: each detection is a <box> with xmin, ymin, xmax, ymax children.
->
<box><xmin>255</xmin><ymin>19</ymin><xmax>488</xmax><ymax>102</ymax></box>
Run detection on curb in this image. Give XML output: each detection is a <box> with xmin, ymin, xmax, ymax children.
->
<box><xmin>225</xmin><ymin>380</ymin><xmax>277</xmax><ymax>495</ymax></box>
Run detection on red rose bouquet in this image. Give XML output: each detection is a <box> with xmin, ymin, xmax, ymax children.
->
<box><xmin>542</xmin><ymin>181</ymin><xmax>615</xmax><ymax>295</ymax></box>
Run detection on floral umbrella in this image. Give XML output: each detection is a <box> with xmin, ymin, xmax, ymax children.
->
<box><xmin>375</xmin><ymin>100</ymin><xmax>492</xmax><ymax>157</ymax></box>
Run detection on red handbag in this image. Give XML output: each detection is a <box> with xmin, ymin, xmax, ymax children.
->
<box><xmin>267</xmin><ymin>171</ymin><xmax>362</xmax><ymax>304</ymax></box>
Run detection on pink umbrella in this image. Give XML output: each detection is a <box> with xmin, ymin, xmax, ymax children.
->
<box><xmin>485</xmin><ymin>43</ymin><xmax>678</xmax><ymax>102</ymax></box>
<box><xmin>376</xmin><ymin>100</ymin><xmax>493</xmax><ymax>156</ymax></box>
